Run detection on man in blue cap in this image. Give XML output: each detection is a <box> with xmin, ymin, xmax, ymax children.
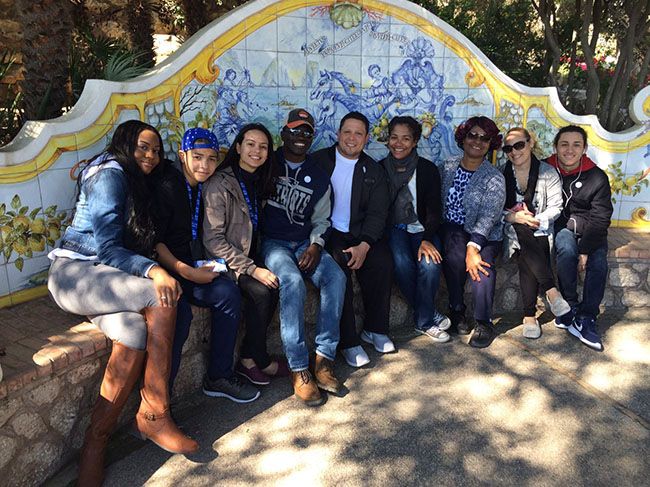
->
<box><xmin>153</xmin><ymin>127</ymin><xmax>259</xmax><ymax>403</ymax></box>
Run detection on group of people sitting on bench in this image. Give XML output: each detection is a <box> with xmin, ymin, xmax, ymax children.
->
<box><xmin>46</xmin><ymin>108</ymin><xmax>612</xmax><ymax>484</ymax></box>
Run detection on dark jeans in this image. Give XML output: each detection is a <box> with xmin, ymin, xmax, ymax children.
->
<box><xmin>238</xmin><ymin>273</ymin><xmax>279</xmax><ymax>370</ymax></box>
<box><xmin>388</xmin><ymin>227</ymin><xmax>443</xmax><ymax>329</ymax></box>
<box><xmin>554</xmin><ymin>227</ymin><xmax>608</xmax><ymax>318</ymax></box>
<box><xmin>513</xmin><ymin>224</ymin><xmax>556</xmax><ymax>316</ymax></box>
<box><xmin>441</xmin><ymin>223</ymin><xmax>500</xmax><ymax>323</ymax></box>
<box><xmin>326</xmin><ymin>230</ymin><xmax>393</xmax><ymax>349</ymax></box>
<box><xmin>170</xmin><ymin>276</ymin><xmax>241</xmax><ymax>387</ymax></box>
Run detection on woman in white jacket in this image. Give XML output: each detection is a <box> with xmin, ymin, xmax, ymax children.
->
<box><xmin>502</xmin><ymin>127</ymin><xmax>570</xmax><ymax>338</ymax></box>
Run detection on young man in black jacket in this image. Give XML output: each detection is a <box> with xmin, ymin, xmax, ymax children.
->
<box><xmin>311</xmin><ymin>111</ymin><xmax>394</xmax><ymax>367</ymax></box>
<box><xmin>546</xmin><ymin>125</ymin><xmax>613</xmax><ymax>351</ymax></box>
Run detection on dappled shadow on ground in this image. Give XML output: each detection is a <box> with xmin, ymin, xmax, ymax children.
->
<box><xmin>100</xmin><ymin>309</ymin><xmax>649</xmax><ymax>486</ymax></box>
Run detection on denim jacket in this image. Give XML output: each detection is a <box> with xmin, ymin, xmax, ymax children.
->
<box><xmin>59</xmin><ymin>154</ymin><xmax>155</xmax><ymax>277</ymax></box>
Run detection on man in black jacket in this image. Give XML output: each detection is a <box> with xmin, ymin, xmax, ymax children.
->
<box><xmin>311</xmin><ymin>111</ymin><xmax>394</xmax><ymax>367</ymax></box>
<box><xmin>546</xmin><ymin>125</ymin><xmax>613</xmax><ymax>351</ymax></box>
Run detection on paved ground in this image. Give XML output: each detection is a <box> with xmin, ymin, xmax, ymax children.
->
<box><xmin>48</xmin><ymin>308</ymin><xmax>649</xmax><ymax>486</ymax></box>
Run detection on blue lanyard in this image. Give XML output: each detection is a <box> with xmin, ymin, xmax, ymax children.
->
<box><xmin>238</xmin><ymin>178</ymin><xmax>258</xmax><ymax>230</ymax></box>
<box><xmin>185</xmin><ymin>180</ymin><xmax>202</xmax><ymax>241</ymax></box>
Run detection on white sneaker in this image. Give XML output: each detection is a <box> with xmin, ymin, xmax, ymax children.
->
<box><xmin>360</xmin><ymin>331</ymin><xmax>396</xmax><ymax>353</ymax></box>
<box><xmin>416</xmin><ymin>325</ymin><xmax>451</xmax><ymax>343</ymax></box>
<box><xmin>341</xmin><ymin>346</ymin><xmax>370</xmax><ymax>367</ymax></box>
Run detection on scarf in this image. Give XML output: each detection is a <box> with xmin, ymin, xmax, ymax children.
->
<box><xmin>383</xmin><ymin>149</ymin><xmax>420</xmax><ymax>225</ymax></box>
<box><xmin>504</xmin><ymin>155</ymin><xmax>540</xmax><ymax>213</ymax></box>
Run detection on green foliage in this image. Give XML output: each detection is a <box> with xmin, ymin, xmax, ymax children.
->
<box><xmin>0</xmin><ymin>51</ymin><xmax>24</xmax><ymax>146</ymax></box>
<box><xmin>416</xmin><ymin>0</ymin><xmax>547</xmax><ymax>86</ymax></box>
<box><xmin>69</xmin><ymin>28</ymin><xmax>152</xmax><ymax>100</ymax></box>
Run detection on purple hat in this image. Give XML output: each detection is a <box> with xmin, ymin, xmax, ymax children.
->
<box><xmin>181</xmin><ymin>128</ymin><xmax>219</xmax><ymax>152</ymax></box>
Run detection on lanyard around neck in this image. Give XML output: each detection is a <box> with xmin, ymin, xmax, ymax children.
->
<box><xmin>185</xmin><ymin>180</ymin><xmax>202</xmax><ymax>241</ymax></box>
<box><xmin>238</xmin><ymin>176</ymin><xmax>258</xmax><ymax>230</ymax></box>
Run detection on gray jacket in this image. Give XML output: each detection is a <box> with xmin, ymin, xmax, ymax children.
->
<box><xmin>502</xmin><ymin>161</ymin><xmax>563</xmax><ymax>258</ymax></box>
<box><xmin>441</xmin><ymin>156</ymin><xmax>506</xmax><ymax>244</ymax></box>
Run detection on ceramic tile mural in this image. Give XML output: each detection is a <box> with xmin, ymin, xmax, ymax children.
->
<box><xmin>0</xmin><ymin>0</ymin><xmax>649</xmax><ymax>308</ymax></box>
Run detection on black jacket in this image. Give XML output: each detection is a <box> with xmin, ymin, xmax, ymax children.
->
<box><xmin>311</xmin><ymin>146</ymin><xmax>390</xmax><ymax>245</ymax></box>
<box><xmin>381</xmin><ymin>156</ymin><xmax>442</xmax><ymax>243</ymax></box>
<box><xmin>548</xmin><ymin>162</ymin><xmax>613</xmax><ymax>254</ymax></box>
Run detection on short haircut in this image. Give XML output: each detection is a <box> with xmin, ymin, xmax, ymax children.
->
<box><xmin>454</xmin><ymin>116</ymin><xmax>502</xmax><ymax>152</ymax></box>
<box><xmin>388</xmin><ymin>116</ymin><xmax>422</xmax><ymax>143</ymax></box>
<box><xmin>553</xmin><ymin>125</ymin><xmax>587</xmax><ymax>146</ymax></box>
<box><xmin>339</xmin><ymin>111</ymin><xmax>369</xmax><ymax>134</ymax></box>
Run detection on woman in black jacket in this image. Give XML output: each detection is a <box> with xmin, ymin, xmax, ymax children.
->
<box><xmin>381</xmin><ymin>116</ymin><xmax>450</xmax><ymax>343</ymax></box>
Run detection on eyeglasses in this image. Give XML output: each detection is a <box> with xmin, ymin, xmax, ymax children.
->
<box><xmin>502</xmin><ymin>140</ymin><xmax>528</xmax><ymax>153</ymax></box>
<box><xmin>465</xmin><ymin>132</ymin><xmax>492</xmax><ymax>143</ymax></box>
<box><xmin>285</xmin><ymin>127</ymin><xmax>314</xmax><ymax>138</ymax></box>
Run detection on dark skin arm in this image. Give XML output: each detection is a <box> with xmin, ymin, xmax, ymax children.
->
<box><xmin>298</xmin><ymin>243</ymin><xmax>322</xmax><ymax>273</ymax></box>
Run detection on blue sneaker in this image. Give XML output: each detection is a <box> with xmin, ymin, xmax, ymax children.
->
<box><xmin>554</xmin><ymin>308</ymin><xmax>575</xmax><ymax>329</ymax></box>
<box><xmin>568</xmin><ymin>315</ymin><xmax>603</xmax><ymax>351</ymax></box>
<box><xmin>432</xmin><ymin>309</ymin><xmax>452</xmax><ymax>331</ymax></box>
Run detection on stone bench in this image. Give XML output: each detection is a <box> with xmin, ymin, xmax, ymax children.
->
<box><xmin>0</xmin><ymin>228</ymin><xmax>648</xmax><ymax>486</ymax></box>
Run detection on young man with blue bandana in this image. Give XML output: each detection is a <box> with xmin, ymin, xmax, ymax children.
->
<box><xmin>153</xmin><ymin>127</ymin><xmax>259</xmax><ymax>403</ymax></box>
<box><xmin>261</xmin><ymin>109</ymin><xmax>346</xmax><ymax>407</ymax></box>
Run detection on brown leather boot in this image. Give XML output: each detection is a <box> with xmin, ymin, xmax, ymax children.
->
<box><xmin>313</xmin><ymin>354</ymin><xmax>342</xmax><ymax>395</ymax></box>
<box><xmin>291</xmin><ymin>370</ymin><xmax>323</xmax><ymax>407</ymax></box>
<box><xmin>78</xmin><ymin>342</ymin><xmax>145</xmax><ymax>487</ymax></box>
<box><xmin>135</xmin><ymin>306</ymin><xmax>199</xmax><ymax>454</ymax></box>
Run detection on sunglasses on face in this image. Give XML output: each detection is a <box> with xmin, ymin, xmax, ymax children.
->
<box><xmin>285</xmin><ymin>127</ymin><xmax>314</xmax><ymax>138</ymax></box>
<box><xmin>502</xmin><ymin>140</ymin><xmax>528</xmax><ymax>153</ymax></box>
<box><xmin>466</xmin><ymin>132</ymin><xmax>492</xmax><ymax>143</ymax></box>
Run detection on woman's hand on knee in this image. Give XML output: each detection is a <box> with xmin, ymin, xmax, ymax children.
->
<box><xmin>252</xmin><ymin>267</ymin><xmax>279</xmax><ymax>289</ymax></box>
<box><xmin>418</xmin><ymin>240</ymin><xmax>442</xmax><ymax>264</ymax></box>
<box><xmin>149</xmin><ymin>265</ymin><xmax>182</xmax><ymax>306</ymax></box>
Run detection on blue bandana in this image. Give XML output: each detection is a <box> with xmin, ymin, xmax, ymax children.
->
<box><xmin>181</xmin><ymin>128</ymin><xmax>219</xmax><ymax>152</ymax></box>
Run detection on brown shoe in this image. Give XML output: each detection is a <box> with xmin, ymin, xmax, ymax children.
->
<box><xmin>78</xmin><ymin>342</ymin><xmax>145</xmax><ymax>486</ymax></box>
<box><xmin>291</xmin><ymin>370</ymin><xmax>323</xmax><ymax>407</ymax></box>
<box><xmin>135</xmin><ymin>306</ymin><xmax>199</xmax><ymax>454</ymax></box>
<box><xmin>313</xmin><ymin>354</ymin><xmax>342</xmax><ymax>395</ymax></box>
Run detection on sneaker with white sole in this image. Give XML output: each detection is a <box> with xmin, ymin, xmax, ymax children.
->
<box><xmin>416</xmin><ymin>324</ymin><xmax>451</xmax><ymax>343</ymax></box>
<box><xmin>432</xmin><ymin>310</ymin><xmax>452</xmax><ymax>331</ymax></box>
<box><xmin>360</xmin><ymin>330</ymin><xmax>396</xmax><ymax>353</ymax></box>
<box><xmin>568</xmin><ymin>315</ymin><xmax>603</xmax><ymax>351</ymax></box>
<box><xmin>202</xmin><ymin>375</ymin><xmax>260</xmax><ymax>403</ymax></box>
<box><xmin>554</xmin><ymin>308</ymin><xmax>575</xmax><ymax>329</ymax></box>
<box><xmin>341</xmin><ymin>345</ymin><xmax>370</xmax><ymax>367</ymax></box>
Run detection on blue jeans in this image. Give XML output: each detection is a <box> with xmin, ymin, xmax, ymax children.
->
<box><xmin>388</xmin><ymin>228</ymin><xmax>443</xmax><ymax>329</ymax></box>
<box><xmin>261</xmin><ymin>238</ymin><xmax>344</xmax><ymax>371</ymax></box>
<box><xmin>554</xmin><ymin>228</ymin><xmax>608</xmax><ymax>318</ymax></box>
<box><xmin>170</xmin><ymin>276</ymin><xmax>241</xmax><ymax>387</ymax></box>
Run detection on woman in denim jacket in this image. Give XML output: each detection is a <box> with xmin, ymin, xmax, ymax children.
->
<box><xmin>440</xmin><ymin>116</ymin><xmax>505</xmax><ymax>349</ymax></box>
<box><xmin>48</xmin><ymin>120</ymin><xmax>198</xmax><ymax>485</ymax></box>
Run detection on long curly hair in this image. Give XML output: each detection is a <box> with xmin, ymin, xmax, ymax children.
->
<box><xmin>454</xmin><ymin>116</ymin><xmax>502</xmax><ymax>153</ymax></box>
<box><xmin>85</xmin><ymin>120</ymin><xmax>163</xmax><ymax>256</ymax></box>
<box><xmin>219</xmin><ymin>123</ymin><xmax>277</xmax><ymax>199</ymax></box>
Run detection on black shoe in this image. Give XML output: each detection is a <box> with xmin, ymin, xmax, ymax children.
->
<box><xmin>468</xmin><ymin>321</ymin><xmax>496</xmax><ymax>348</ymax></box>
<box><xmin>450</xmin><ymin>310</ymin><xmax>473</xmax><ymax>335</ymax></box>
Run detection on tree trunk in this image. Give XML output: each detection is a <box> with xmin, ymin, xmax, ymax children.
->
<box><xmin>565</xmin><ymin>0</ymin><xmax>581</xmax><ymax>109</ymax></box>
<box><xmin>579</xmin><ymin>0</ymin><xmax>601</xmax><ymax>114</ymax></box>
<box><xmin>637</xmin><ymin>46</ymin><xmax>650</xmax><ymax>91</ymax></box>
<box><xmin>532</xmin><ymin>0</ymin><xmax>563</xmax><ymax>86</ymax></box>
<box><xmin>600</xmin><ymin>0</ymin><xmax>649</xmax><ymax>130</ymax></box>
<box><xmin>16</xmin><ymin>0</ymin><xmax>74</xmax><ymax>120</ymax></box>
<box><xmin>183</xmin><ymin>0</ymin><xmax>208</xmax><ymax>37</ymax></box>
<box><xmin>127</xmin><ymin>0</ymin><xmax>155</xmax><ymax>67</ymax></box>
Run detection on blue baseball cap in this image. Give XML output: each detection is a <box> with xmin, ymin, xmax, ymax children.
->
<box><xmin>181</xmin><ymin>128</ymin><xmax>219</xmax><ymax>152</ymax></box>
